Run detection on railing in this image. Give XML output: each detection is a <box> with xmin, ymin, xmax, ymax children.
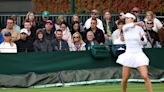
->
<box><xmin>0</xmin><ymin>14</ymin><xmax>163</xmax><ymax>30</ymax></box>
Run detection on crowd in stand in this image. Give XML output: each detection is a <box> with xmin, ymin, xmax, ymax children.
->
<box><xmin>0</xmin><ymin>7</ymin><xmax>163</xmax><ymax>53</ymax></box>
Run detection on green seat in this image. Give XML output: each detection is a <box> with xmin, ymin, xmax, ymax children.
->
<box><xmin>91</xmin><ymin>45</ymin><xmax>110</xmax><ymax>58</ymax></box>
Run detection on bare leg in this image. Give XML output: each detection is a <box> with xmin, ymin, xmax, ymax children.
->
<box><xmin>121</xmin><ymin>66</ymin><xmax>131</xmax><ymax>92</ymax></box>
<box><xmin>137</xmin><ymin>66</ymin><xmax>153</xmax><ymax>92</ymax></box>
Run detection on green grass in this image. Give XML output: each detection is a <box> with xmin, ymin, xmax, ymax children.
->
<box><xmin>0</xmin><ymin>83</ymin><xmax>163</xmax><ymax>92</ymax></box>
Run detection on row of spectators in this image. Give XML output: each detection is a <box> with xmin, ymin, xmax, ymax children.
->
<box><xmin>0</xmin><ymin>7</ymin><xmax>163</xmax><ymax>53</ymax></box>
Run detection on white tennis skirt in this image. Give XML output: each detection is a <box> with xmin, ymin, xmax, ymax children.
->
<box><xmin>116</xmin><ymin>51</ymin><xmax>149</xmax><ymax>68</ymax></box>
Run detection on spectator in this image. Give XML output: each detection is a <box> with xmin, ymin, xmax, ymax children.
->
<box><xmin>38</xmin><ymin>11</ymin><xmax>50</xmax><ymax>28</ymax></box>
<box><xmin>11</xmin><ymin>14</ymin><xmax>21</xmax><ymax>33</ymax></box>
<box><xmin>33</xmin><ymin>29</ymin><xmax>52</xmax><ymax>52</ymax></box>
<box><xmin>131</xmin><ymin>7</ymin><xmax>143</xmax><ymax>22</ymax></box>
<box><xmin>0</xmin><ymin>32</ymin><xmax>17</xmax><ymax>53</ymax></box>
<box><xmin>113</xmin><ymin>30</ymin><xmax>125</xmax><ymax>45</ymax></box>
<box><xmin>112</xmin><ymin>20</ymin><xmax>125</xmax><ymax>43</ymax></box>
<box><xmin>51</xmin><ymin>29</ymin><xmax>69</xmax><ymax>51</ymax></box>
<box><xmin>42</xmin><ymin>20</ymin><xmax>55</xmax><ymax>42</ymax></box>
<box><xmin>102</xmin><ymin>11</ymin><xmax>116</xmax><ymax>45</ymax></box>
<box><xmin>71</xmin><ymin>21</ymin><xmax>84</xmax><ymax>39</ymax></box>
<box><xmin>23</xmin><ymin>11</ymin><xmax>38</xmax><ymax>31</ymax></box>
<box><xmin>85</xmin><ymin>31</ymin><xmax>98</xmax><ymax>50</ymax></box>
<box><xmin>1</xmin><ymin>18</ymin><xmax>20</xmax><ymax>41</ymax></box>
<box><xmin>115</xmin><ymin>12</ymin><xmax>125</xmax><ymax>24</ymax></box>
<box><xmin>23</xmin><ymin>20</ymin><xmax>36</xmax><ymax>42</ymax></box>
<box><xmin>84</xmin><ymin>9</ymin><xmax>104</xmax><ymax>32</ymax></box>
<box><xmin>144</xmin><ymin>11</ymin><xmax>163</xmax><ymax>32</ymax></box>
<box><xmin>60</xmin><ymin>22</ymin><xmax>72</xmax><ymax>43</ymax></box>
<box><xmin>69</xmin><ymin>32</ymin><xmax>86</xmax><ymax>51</ymax></box>
<box><xmin>145</xmin><ymin>20</ymin><xmax>161</xmax><ymax>48</ymax></box>
<box><xmin>15</xmin><ymin>28</ymin><xmax>34</xmax><ymax>52</ymax></box>
<box><xmin>71</xmin><ymin>14</ymin><xmax>84</xmax><ymax>32</ymax></box>
<box><xmin>24</xmin><ymin>11</ymin><xmax>37</xmax><ymax>27</ymax></box>
<box><xmin>55</xmin><ymin>15</ymin><xmax>67</xmax><ymax>30</ymax></box>
<box><xmin>86</xmin><ymin>19</ymin><xmax>105</xmax><ymax>45</ymax></box>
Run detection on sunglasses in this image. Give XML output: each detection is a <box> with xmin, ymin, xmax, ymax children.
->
<box><xmin>73</xmin><ymin>36</ymin><xmax>79</xmax><ymax>38</ymax></box>
<box><xmin>147</xmin><ymin>22</ymin><xmax>153</xmax><ymax>24</ymax></box>
<box><xmin>132</xmin><ymin>11</ymin><xmax>138</xmax><ymax>13</ymax></box>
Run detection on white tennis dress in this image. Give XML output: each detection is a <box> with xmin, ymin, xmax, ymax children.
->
<box><xmin>116</xmin><ymin>23</ymin><xmax>149</xmax><ymax>68</ymax></box>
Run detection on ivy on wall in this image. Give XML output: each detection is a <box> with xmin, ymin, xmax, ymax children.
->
<box><xmin>32</xmin><ymin>0</ymin><xmax>164</xmax><ymax>14</ymax></box>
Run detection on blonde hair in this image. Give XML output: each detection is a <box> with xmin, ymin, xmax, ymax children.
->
<box><xmin>146</xmin><ymin>11</ymin><xmax>154</xmax><ymax>19</ymax></box>
<box><xmin>72</xmin><ymin>32</ymin><xmax>84</xmax><ymax>44</ymax></box>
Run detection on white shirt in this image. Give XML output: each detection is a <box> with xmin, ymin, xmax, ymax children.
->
<box><xmin>0</xmin><ymin>42</ymin><xmax>17</xmax><ymax>53</ymax></box>
<box><xmin>112</xmin><ymin>29</ymin><xmax>121</xmax><ymax>43</ymax></box>
<box><xmin>123</xmin><ymin>23</ymin><xmax>147</xmax><ymax>52</ymax></box>
<box><xmin>84</xmin><ymin>17</ymin><xmax>104</xmax><ymax>33</ymax></box>
<box><xmin>113</xmin><ymin>37</ymin><xmax>125</xmax><ymax>44</ymax></box>
<box><xmin>144</xmin><ymin>18</ymin><xmax>163</xmax><ymax>32</ymax></box>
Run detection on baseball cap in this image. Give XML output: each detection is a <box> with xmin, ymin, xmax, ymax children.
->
<box><xmin>46</xmin><ymin>20</ymin><xmax>53</xmax><ymax>25</ymax></box>
<box><xmin>4</xmin><ymin>32</ymin><xmax>11</xmax><ymax>36</ymax></box>
<box><xmin>20</xmin><ymin>28</ymin><xmax>28</xmax><ymax>34</ymax></box>
<box><xmin>42</xmin><ymin>11</ymin><xmax>49</xmax><ymax>18</ymax></box>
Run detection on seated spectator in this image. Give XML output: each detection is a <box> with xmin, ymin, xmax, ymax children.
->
<box><xmin>55</xmin><ymin>15</ymin><xmax>67</xmax><ymax>30</ymax></box>
<box><xmin>51</xmin><ymin>29</ymin><xmax>69</xmax><ymax>51</ymax></box>
<box><xmin>69</xmin><ymin>32</ymin><xmax>86</xmax><ymax>51</ymax></box>
<box><xmin>11</xmin><ymin>14</ymin><xmax>21</xmax><ymax>33</ymax></box>
<box><xmin>23</xmin><ymin>11</ymin><xmax>38</xmax><ymax>29</ymax></box>
<box><xmin>71</xmin><ymin>21</ymin><xmax>84</xmax><ymax>38</ymax></box>
<box><xmin>85</xmin><ymin>31</ymin><xmax>98</xmax><ymax>50</ymax></box>
<box><xmin>144</xmin><ymin>11</ymin><xmax>163</xmax><ymax>32</ymax></box>
<box><xmin>15</xmin><ymin>28</ymin><xmax>34</xmax><ymax>52</ymax></box>
<box><xmin>112</xmin><ymin>20</ymin><xmax>125</xmax><ymax>43</ymax></box>
<box><xmin>42</xmin><ymin>20</ymin><xmax>55</xmax><ymax>42</ymax></box>
<box><xmin>38</xmin><ymin>11</ymin><xmax>50</xmax><ymax>28</ymax></box>
<box><xmin>86</xmin><ymin>18</ymin><xmax>105</xmax><ymax>45</ymax></box>
<box><xmin>84</xmin><ymin>9</ymin><xmax>104</xmax><ymax>32</ymax></box>
<box><xmin>1</xmin><ymin>17</ymin><xmax>20</xmax><ymax>41</ymax></box>
<box><xmin>71</xmin><ymin>14</ymin><xmax>84</xmax><ymax>32</ymax></box>
<box><xmin>23</xmin><ymin>20</ymin><xmax>36</xmax><ymax>42</ymax></box>
<box><xmin>0</xmin><ymin>32</ymin><xmax>17</xmax><ymax>53</ymax></box>
<box><xmin>115</xmin><ymin>12</ymin><xmax>125</xmax><ymax>25</ymax></box>
<box><xmin>33</xmin><ymin>29</ymin><xmax>52</xmax><ymax>52</ymax></box>
<box><xmin>145</xmin><ymin>20</ymin><xmax>161</xmax><ymax>48</ymax></box>
<box><xmin>60</xmin><ymin>22</ymin><xmax>72</xmax><ymax>43</ymax></box>
<box><xmin>113</xmin><ymin>30</ymin><xmax>125</xmax><ymax>45</ymax></box>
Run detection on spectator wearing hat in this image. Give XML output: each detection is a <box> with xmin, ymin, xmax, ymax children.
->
<box><xmin>0</xmin><ymin>32</ymin><xmax>17</xmax><ymax>53</ymax></box>
<box><xmin>1</xmin><ymin>18</ymin><xmax>20</xmax><ymax>41</ymax></box>
<box><xmin>38</xmin><ymin>11</ymin><xmax>50</xmax><ymax>28</ymax></box>
<box><xmin>51</xmin><ymin>29</ymin><xmax>69</xmax><ymax>51</ymax></box>
<box><xmin>33</xmin><ymin>29</ymin><xmax>52</xmax><ymax>52</ymax></box>
<box><xmin>84</xmin><ymin>9</ymin><xmax>104</xmax><ymax>32</ymax></box>
<box><xmin>42</xmin><ymin>20</ymin><xmax>55</xmax><ymax>42</ymax></box>
<box><xmin>15</xmin><ymin>28</ymin><xmax>34</xmax><ymax>52</ymax></box>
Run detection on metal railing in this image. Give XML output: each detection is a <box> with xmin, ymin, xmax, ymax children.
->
<box><xmin>0</xmin><ymin>14</ymin><xmax>163</xmax><ymax>27</ymax></box>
